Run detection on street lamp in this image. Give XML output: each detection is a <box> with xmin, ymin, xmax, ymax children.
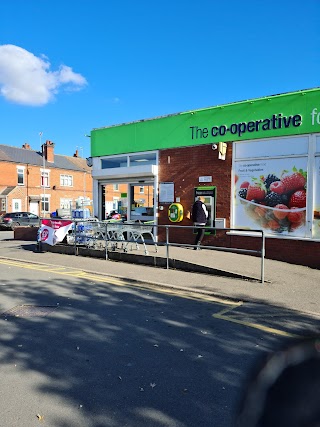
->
<box><xmin>39</xmin><ymin>132</ymin><xmax>45</xmax><ymax>217</ymax></box>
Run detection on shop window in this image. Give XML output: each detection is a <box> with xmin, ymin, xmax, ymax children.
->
<box><xmin>17</xmin><ymin>167</ymin><xmax>24</xmax><ymax>185</ymax></box>
<box><xmin>101</xmin><ymin>152</ymin><xmax>157</xmax><ymax>169</ymax></box>
<box><xmin>129</xmin><ymin>153</ymin><xmax>157</xmax><ymax>166</ymax></box>
<box><xmin>101</xmin><ymin>157</ymin><xmax>127</xmax><ymax>169</ymax></box>
<box><xmin>130</xmin><ymin>184</ymin><xmax>154</xmax><ymax>220</ymax></box>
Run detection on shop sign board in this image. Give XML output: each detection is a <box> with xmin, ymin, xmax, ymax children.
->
<box><xmin>91</xmin><ymin>88</ymin><xmax>320</xmax><ymax>157</ymax></box>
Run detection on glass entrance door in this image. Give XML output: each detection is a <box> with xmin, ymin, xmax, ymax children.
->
<box><xmin>129</xmin><ymin>183</ymin><xmax>154</xmax><ymax>222</ymax></box>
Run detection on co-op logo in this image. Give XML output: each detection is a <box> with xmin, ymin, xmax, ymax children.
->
<box><xmin>190</xmin><ymin>113</ymin><xmax>302</xmax><ymax>140</ymax></box>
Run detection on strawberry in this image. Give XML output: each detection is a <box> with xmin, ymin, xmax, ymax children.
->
<box><xmin>287</xmin><ymin>208</ymin><xmax>305</xmax><ymax>225</ymax></box>
<box><xmin>281</xmin><ymin>172</ymin><xmax>306</xmax><ymax>193</ymax></box>
<box><xmin>289</xmin><ymin>190</ymin><xmax>306</xmax><ymax>208</ymax></box>
<box><xmin>246</xmin><ymin>184</ymin><xmax>266</xmax><ymax>201</ymax></box>
<box><xmin>240</xmin><ymin>181</ymin><xmax>250</xmax><ymax>189</ymax></box>
<box><xmin>270</xmin><ymin>181</ymin><xmax>285</xmax><ymax>194</ymax></box>
<box><xmin>273</xmin><ymin>204</ymin><xmax>289</xmax><ymax>220</ymax></box>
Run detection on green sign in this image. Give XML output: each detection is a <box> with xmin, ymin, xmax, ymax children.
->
<box><xmin>91</xmin><ymin>88</ymin><xmax>320</xmax><ymax>157</ymax></box>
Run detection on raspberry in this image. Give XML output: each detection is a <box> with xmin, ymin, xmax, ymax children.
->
<box><xmin>270</xmin><ymin>181</ymin><xmax>286</xmax><ymax>194</ymax></box>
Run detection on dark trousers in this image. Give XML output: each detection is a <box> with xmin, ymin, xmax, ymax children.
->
<box><xmin>194</xmin><ymin>226</ymin><xmax>205</xmax><ymax>246</ymax></box>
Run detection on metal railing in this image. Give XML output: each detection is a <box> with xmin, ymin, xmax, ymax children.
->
<box><xmin>67</xmin><ymin>220</ymin><xmax>265</xmax><ymax>284</ymax></box>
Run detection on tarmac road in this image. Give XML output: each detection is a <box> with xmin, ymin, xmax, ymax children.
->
<box><xmin>0</xmin><ymin>232</ymin><xmax>319</xmax><ymax>426</ymax></box>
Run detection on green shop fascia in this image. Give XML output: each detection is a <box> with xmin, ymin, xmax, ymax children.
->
<box><xmin>90</xmin><ymin>87</ymin><xmax>320</xmax><ymax>245</ymax></box>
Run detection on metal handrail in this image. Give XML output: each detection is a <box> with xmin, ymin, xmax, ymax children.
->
<box><xmin>69</xmin><ymin>220</ymin><xmax>265</xmax><ymax>284</ymax></box>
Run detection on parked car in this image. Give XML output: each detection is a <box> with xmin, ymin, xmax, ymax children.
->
<box><xmin>0</xmin><ymin>212</ymin><xmax>40</xmax><ymax>230</ymax></box>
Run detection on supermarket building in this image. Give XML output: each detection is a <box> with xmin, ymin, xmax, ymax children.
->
<box><xmin>89</xmin><ymin>88</ymin><xmax>320</xmax><ymax>269</ymax></box>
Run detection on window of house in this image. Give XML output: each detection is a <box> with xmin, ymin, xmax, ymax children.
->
<box><xmin>41</xmin><ymin>195</ymin><xmax>50</xmax><ymax>213</ymax></box>
<box><xmin>139</xmin><ymin>186</ymin><xmax>144</xmax><ymax>194</ymax></box>
<box><xmin>60</xmin><ymin>174</ymin><xmax>73</xmax><ymax>187</ymax></box>
<box><xmin>1</xmin><ymin>198</ymin><xmax>6</xmax><ymax>212</ymax></box>
<box><xmin>41</xmin><ymin>170</ymin><xmax>49</xmax><ymax>188</ymax></box>
<box><xmin>113</xmin><ymin>184</ymin><xmax>119</xmax><ymax>191</ymax></box>
<box><xmin>17</xmin><ymin>167</ymin><xmax>24</xmax><ymax>185</ymax></box>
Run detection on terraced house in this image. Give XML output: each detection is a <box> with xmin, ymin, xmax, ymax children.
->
<box><xmin>0</xmin><ymin>140</ymin><xmax>92</xmax><ymax>217</ymax></box>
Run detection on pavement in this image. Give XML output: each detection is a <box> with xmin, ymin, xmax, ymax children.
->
<box><xmin>0</xmin><ymin>234</ymin><xmax>319</xmax><ymax>318</ymax></box>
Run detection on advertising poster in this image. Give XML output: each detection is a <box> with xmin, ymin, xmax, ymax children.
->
<box><xmin>313</xmin><ymin>157</ymin><xmax>320</xmax><ymax>239</ymax></box>
<box><xmin>39</xmin><ymin>219</ymin><xmax>73</xmax><ymax>246</ymax></box>
<box><xmin>233</xmin><ymin>157</ymin><xmax>307</xmax><ymax>237</ymax></box>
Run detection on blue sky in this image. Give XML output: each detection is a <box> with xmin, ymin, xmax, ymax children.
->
<box><xmin>0</xmin><ymin>0</ymin><xmax>319</xmax><ymax>159</ymax></box>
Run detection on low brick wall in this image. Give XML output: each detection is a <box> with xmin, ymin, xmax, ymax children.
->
<box><xmin>14</xmin><ymin>226</ymin><xmax>38</xmax><ymax>241</ymax></box>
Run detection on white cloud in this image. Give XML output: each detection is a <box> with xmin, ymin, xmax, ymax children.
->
<box><xmin>0</xmin><ymin>44</ymin><xmax>87</xmax><ymax>106</ymax></box>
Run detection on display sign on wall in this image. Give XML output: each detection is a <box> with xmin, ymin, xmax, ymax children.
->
<box><xmin>234</xmin><ymin>157</ymin><xmax>308</xmax><ymax>238</ymax></box>
<box><xmin>159</xmin><ymin>182</ymin><xmax>174</xmax><ymax>203</ymax></box>
<box><xmin>313</xmin><ymin>156</ymin><xmax>320</xmax><ymax>238</ymax></box>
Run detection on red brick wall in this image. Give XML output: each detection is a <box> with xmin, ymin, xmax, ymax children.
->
<box><xmin>158</xmin><ymin>144</ymin><xmax>232</xmax><ymax>243</ymax></box>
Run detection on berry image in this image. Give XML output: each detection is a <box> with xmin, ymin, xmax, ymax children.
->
<box><xmin>270</xmin><ymin>181</ymin><xmax>285</xmax><ymax>194</ymax></box>
<box><xmin>238</xmin><ymin>188</ymin><xmax>247</xmax><ymax>199</ymax></box>
<box><xmin>237</xmin><ymin>166</ymin><xmax>307</xmax><ymax>234</ymax></box>
<box><xmin>264</xmin><ymin>192</ymin><xmax>282</xmax><ymax>207</ymax></box>
<box><xmin>273</xmin><ymin>204</ymin><xmax>289</xmax><ymax>220</ymax></box>
<box><xmin>287</xmin><ymin>207</ymin><xmax>305</xmax><ymax>224</ymax></box>
<box><xmin>246</xmin><ymin>184</ymin><xmax>266</xmax><ymax>201</ymax></box>
<box><xmin>289</xmin><ymin>190</ymin><xmax>306</xmax><ymax>208</ymax></box>
<box><xmin>281</xmin><ymin>171</ymin><xmax>306</xmax><ymax>193</ymax></box>
<box><xmin>240</xmin><ymin>181</ymin><xmax>250</xmax><ymax>189</ymax></box>
<box><xmin>264</xmin><ymin>174</ymin><xmax>280</xmax><ymax>189</ymax></box>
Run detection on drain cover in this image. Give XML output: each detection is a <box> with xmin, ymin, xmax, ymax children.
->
<box><xmin>0</xmin><ymin>305</ymin><xmax>58</xmax><ymax>318</ymax></box>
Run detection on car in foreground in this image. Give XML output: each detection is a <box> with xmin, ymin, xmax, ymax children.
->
<box><xmin>0</xmin><ymin>212</ymin><xmax>40</xmax><ymax>230</ymax></box>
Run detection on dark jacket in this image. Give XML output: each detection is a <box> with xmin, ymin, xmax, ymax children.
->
<box><xmin>192</xmin><ymin>200</ymin><xmax>207</xmax><ymax>224</ymax></box>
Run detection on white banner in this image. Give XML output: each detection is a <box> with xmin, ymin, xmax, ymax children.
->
<box><xmin>39</xmin><ymin>219</ymin><xmax>73</xmax><ymax>246</ymax></box>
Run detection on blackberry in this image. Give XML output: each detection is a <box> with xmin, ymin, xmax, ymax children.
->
<box><xmin>281</xmin><ymin>194</ymin><xmax>290</xmax><ymax>205</ymax></box>
<box><xmin>238</xmin><ymin>188</ymin><xmax>247</xmax><ymax>199</ymax></box>
<box><xmin>264</xmin><ymin>174</ymin><xmax>280</xmax><ymax>190</ymax></box>
<box><xmin>264</xmin><ymin>192</ymin><xmax>282</xmax><ymax>207</ymax></box>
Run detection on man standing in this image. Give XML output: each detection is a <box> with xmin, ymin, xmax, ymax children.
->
<box><xmin>192</xmin><ymin>196</ymin><xmax>208</xmax><ymax>249</ymax></box>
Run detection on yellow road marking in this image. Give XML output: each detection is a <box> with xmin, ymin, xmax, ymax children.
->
<box><xmin>0</xmin><ymin>258</ymin><xmax>237</xmax><ymax>306</ymax></box>
<box><xmin>213</xmin><ymin>305</ymin><xmax>302</xmax><ymax>338</ymax></box>
<box><xmin>0</xmin><ymin>258</ymin><xmax>306</xmax><ymax>338</ymax></box>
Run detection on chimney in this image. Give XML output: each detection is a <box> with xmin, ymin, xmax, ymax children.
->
<box><xmin>22</xmin><ymin>143</ymin><xmax>31</xmax><ymax>150</ymax></box>
<box><xmin>73</xmin><ymin>149</ymin><xmax>79</xmax><ymax>157</ymax></box>
<box><xmin>43</xmin><ymin>140</ymin><xmax>55</xmax><ymax>163</ymax></box>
